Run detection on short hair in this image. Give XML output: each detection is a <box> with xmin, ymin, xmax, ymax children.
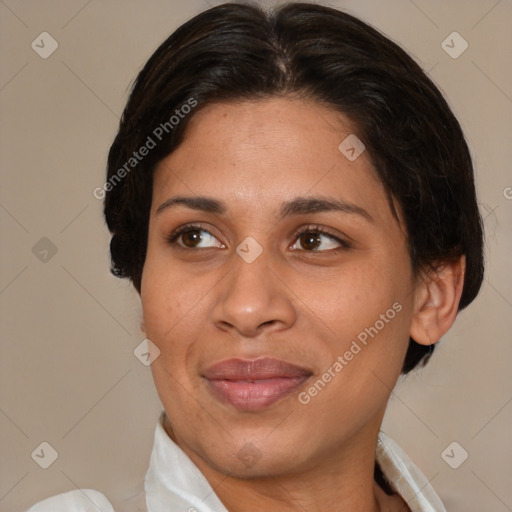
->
<box><xmin>104</xmin><ymin>1</ymin><xmax>484</xmax><ymax>373</ymax></box>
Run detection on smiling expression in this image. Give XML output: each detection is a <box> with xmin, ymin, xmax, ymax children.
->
<box><xmin>140</xmin><ymin>96</ymin><xmax>419</xmax><ymax>478</ymax></box>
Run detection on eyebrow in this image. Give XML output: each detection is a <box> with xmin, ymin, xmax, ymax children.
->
<box><xmin>156</xmin><ymin>195</ymin><xmax>373</xmax><ymax>222</ymax></box>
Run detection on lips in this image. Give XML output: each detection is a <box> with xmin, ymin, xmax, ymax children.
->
<box><xmin>203</xmin><ymin>357</ymin><xmax>312</xmax><ymax>411</ymax></box>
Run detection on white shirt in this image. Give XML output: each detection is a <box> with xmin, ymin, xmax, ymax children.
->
<box><xmin>27</xmin><ymin>411</ymin><xmax>446</xmax><ymax>512</ymax></box>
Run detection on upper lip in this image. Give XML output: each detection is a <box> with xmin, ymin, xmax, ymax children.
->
<box><xmin>203</xmin><ymin>357</ymin><xmax>312</xmax><ymax>380</ymax></box>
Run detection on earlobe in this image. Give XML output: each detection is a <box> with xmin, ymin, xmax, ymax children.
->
<box><xmin>410</xmin><ymin>256</ymin><xmax>466</xmax><ymax>346</ymax></box>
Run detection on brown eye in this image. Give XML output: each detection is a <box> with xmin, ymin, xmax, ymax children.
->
<box><xmin>167</xmin><ymin>225</ymin><xmax>224</xmax><ymax>249</ymax></box>
<box><xmin>181</xmin><ymin>228</ymin><xmax>203</xmax><ymax>248</ymax></box>
<box><xmin>291</xmin><ymin>226</ymin><xmax>350</xmax><ymax>252</ymax></box>
<box><xmin>299</xmin><ymin>232</ymin><xmax>322</xmax><ymax>251</ymax></box>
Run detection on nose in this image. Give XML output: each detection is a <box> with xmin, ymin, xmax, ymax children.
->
<box><xmin>211</xmin><ymin>249</ymin><xmax>296</xmax><ymax>338</ymax></box>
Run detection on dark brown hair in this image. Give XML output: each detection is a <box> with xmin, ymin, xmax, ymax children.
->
<box><xmin>104</xmin><ymin>1</ymin><xmax>484</xmax><ymax>373</ymax></box>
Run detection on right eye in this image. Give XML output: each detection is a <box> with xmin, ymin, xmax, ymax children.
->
<box><xmin>167</xmin><ymin>224</ymin><xmax>225</xmax><ymax>249</ymax></box>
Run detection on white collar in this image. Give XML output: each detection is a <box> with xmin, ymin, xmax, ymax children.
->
<box><xmin>145</xmin><ymin>411</ymin><xmax>446</xmax><ymax>512</ymax></box>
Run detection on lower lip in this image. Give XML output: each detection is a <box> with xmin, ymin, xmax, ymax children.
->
<box><xmin>205</xmin><ymin>376</ymin><xmax>309</xmax><ymax>411</ymax></box>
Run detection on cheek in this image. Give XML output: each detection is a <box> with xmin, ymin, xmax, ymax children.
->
<box><xmin>310</xmin><ymin>252</ymin><xmax>412</xmax><ymax>387</ymax></box>
<box><xmin>140</xmin><ymin>253</ymin><xmax>213</xmax><ymax>384</ymax></box>
<box><xmin>308</xmin><ymin>256</ymin><xmax>407</xmax><ymax>338</ymax></box>
<box><xmin>303</xmin><ymin>300</ymin><xmax>410</xmax><ymax>430</ymax></box>
<box><xmin>140</xmin><ymin>249</ymin><xmax>197</xmax><ymax>338</ymax></box>
<box><xmin>142</xmin><ymin>264</ymin><xmax>203</xmax><ymax>414</ymax></box>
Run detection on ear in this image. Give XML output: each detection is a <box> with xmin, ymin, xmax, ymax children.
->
<box><xmin>410</xmin><ymin>256</ymin><xmax>466</xmax><ymax>346</ymax></box>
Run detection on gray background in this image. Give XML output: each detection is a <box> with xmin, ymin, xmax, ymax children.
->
<box><xmin>1</xmin><ymin>0</ymin><xmax>511</xmax><ymax>510</ymax></box>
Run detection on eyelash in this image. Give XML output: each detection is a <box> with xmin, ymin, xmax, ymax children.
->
<box><xmin>166</xmin><ymin>223</ymin><xmax>351</xmax><ymax>252</ymax></box>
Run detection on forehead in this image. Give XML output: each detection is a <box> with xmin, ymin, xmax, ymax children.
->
<box><xmin>152</xmin><ymin>97</ymin><xmax>391</xmax><ymax>223</ymax></box>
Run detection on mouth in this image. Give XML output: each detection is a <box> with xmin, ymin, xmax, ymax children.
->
<box><xmin>202</xmin><ymin>357</ymin><xmax>312</xmax><ymax>411</ymax></box>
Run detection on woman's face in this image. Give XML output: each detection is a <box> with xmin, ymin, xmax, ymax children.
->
<box><xmin>141</xmin><ymin>97</ymin><xmax>418</xmax><ymax>478</ymax></box>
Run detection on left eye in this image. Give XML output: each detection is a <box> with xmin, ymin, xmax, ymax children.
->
<box><xmin>290</xmin><ymin>228</ymin><xmax>346</xmax><ymax>251</ymax></box>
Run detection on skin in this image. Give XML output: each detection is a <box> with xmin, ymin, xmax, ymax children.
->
<box><xmin>140</xmin><ymin>97</ymin><xmax>465</xmax><ymax>511</ymax></box>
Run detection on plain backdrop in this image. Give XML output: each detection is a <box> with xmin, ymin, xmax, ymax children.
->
<box><xmin>1</xmin><ymin>0</ymin><xmax>511</xmax><ymax>511</ymax></box>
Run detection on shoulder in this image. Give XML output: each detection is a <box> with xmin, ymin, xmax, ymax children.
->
<box><xmin>26</xmin><ymin>489</ymin><xmax>115</xmax><ymax>512</ymax></box>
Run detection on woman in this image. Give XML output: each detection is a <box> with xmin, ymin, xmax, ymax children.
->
<box><xmin>28</xmin><ymin>2</ymin><xmax>484</xmax><ymax>511</ymax></box>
